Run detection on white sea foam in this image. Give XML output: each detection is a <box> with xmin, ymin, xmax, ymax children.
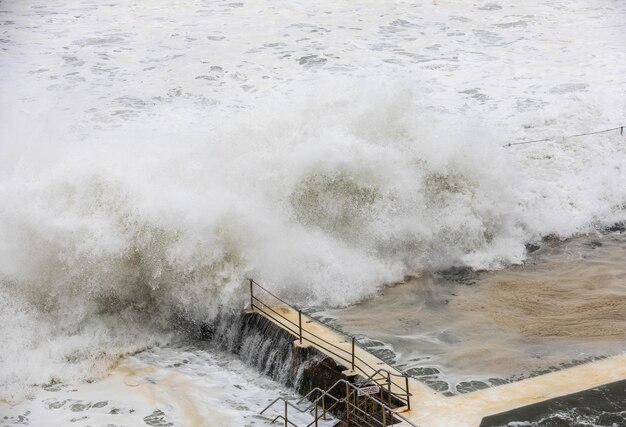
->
<box><xmin>0</xmin><ymin>344</ymin><xmax>334</xmax><ymax>427</ymax></box>
<box><xmin>0</xmin><ymin>0</ymin><xmax>625</xmax><ymax>401</ymax></box>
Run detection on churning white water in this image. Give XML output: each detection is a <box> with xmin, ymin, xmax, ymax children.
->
<box><xmin>1</xmin><ymin>0</ymin><xmax>625</xmax><ymax>423</ymax></box>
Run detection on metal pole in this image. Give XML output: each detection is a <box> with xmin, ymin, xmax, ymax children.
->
<box><xmin>314</xmin><ymin>400</ymin><xmax>318</xmax><ymax>427</ymax></box>
<box><xmin>351</xmin><ymin>337</ymin><xmax>355</xmax><ymax>371</ymax></box>
<box><xmin>345</xmin><ymin>382</ymin><xmax>350</xmax><ymax>425</ymax></box>
<box><xmin>322</xmin><ymin>395</ymin><xmax>326</xmax><ymax>420</ymax></box>
<box><xmin>387</xmin><ymin>371</ymin><xmax>392</xmax><ymax>405</ymax></box>
<box><xmin>249</xmin><ymin>279</ymin><xmax>254</xmax><ymax>309</ymax></box>
<box><xmin>382</xmin><ymin>406</ymin><xmax>387</xmax><ymax>427</ymax></box>
<box><xmin>298</xmin><ymin>310</ymin><xmax>303</xmax><ymax>345</ymax></box>
<box><xmin>405</xmin><ymin>376</ymin><xmax>411</xmax><ymax>410</ymax></box>
<box><xmin>284</xmin><ymin>400</ymin><xmax>288</xmax><ymax>427</ymax></box>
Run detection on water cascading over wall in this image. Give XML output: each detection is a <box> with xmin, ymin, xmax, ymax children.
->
<box><xmin>206</xmin><ymin>312</ymin><xmax>353</xmax><ymax>403</ymax></box>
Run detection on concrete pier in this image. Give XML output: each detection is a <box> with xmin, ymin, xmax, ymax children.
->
<box><xmin>251</xmin><ymin>302</ymin><xmax>626</xmax><ymax>427</ymax></box>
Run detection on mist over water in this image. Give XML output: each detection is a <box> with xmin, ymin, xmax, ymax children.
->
<box><xmin>1</xmin><ymin>0</ymin><xmax>625</xmax><ymax>405</ymax></box>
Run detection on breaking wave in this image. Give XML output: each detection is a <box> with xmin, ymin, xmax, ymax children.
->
<box><xmin>1</xmin><ymin>81</ymin><xmax>625</xmax><ymax>398</ymax></box>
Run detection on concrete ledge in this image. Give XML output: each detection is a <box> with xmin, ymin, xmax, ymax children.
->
<box><xmin>293</xmin><ymin>340</ymin><xmax>311</xmax><ymax>349</ymax></box>
<box><xmin>249</xmin><ymin>305</ymin><xmax>626</xmax><ymax>427</ymax></box>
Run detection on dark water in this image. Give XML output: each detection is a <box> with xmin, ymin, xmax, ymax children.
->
<box><xmin>480</xmin><ymin>380</ymin><xmax>626</xmax><ymax>427</ymax></box>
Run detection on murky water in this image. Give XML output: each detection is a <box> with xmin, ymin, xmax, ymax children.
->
<box><xmin>0</xmin><ymin>342</ymin><xmax>335</xmax><ymax>427</ymax></box>
<box><xmin>319</xmin><ymin>231</ymin><xmax>626</xmax><ymax>395</ymax></box>
<box><xmin>1</xmin><ymin>0</ymin><xmax>625</xmax><ymax>425</ymax></box>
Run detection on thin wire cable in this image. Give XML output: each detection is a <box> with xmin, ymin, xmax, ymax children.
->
<box><xmin>504</xmin><ymin>125</ymin><xmax>624</xmax><ymax>148</ymax></box>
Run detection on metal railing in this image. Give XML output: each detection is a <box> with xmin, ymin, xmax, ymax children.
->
<box><xmin>260</xmin><ymin>378</ymin><xmax>419</xmax><ymax>427</ymax></box>
<box><xmin>247</xmin><ymin>278</ymin><xmax>412</xmax><ymax>411</ymax></box>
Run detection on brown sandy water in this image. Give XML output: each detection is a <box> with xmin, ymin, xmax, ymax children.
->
<box><xmin>318</xmin><ymin>232</ymin><xmax>626</xmax><ymax>394</ymax></box>
<box><xmin>458</xmin><ymin>237</ymin><xmax>626</xmax><ymax>339</ymax></box>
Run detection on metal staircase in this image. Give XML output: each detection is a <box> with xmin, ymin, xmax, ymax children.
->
<box><xmin>247</xmin><ymin>279</ymin><xmax>418</xmax><ymax>427</ymax></box>
<box><xmin>260</xmin><ymin>377</ymin><xmax>417</xmax><ymax>426</ymax></box>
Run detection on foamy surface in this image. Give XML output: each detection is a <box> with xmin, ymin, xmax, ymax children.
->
<box><xmin>1</xmin><ymin>0</ymin><xmax>625</xmax><ymax>423</ymax></box>
<box><xmin>0</xmin><ymin>343</ymin><xmax>334</xmax><ymax>427</ymax></box>
<box><xmin>319</xmin><ymin>232</ymin><xmax>626</xmax><ymax>395</ymax></box>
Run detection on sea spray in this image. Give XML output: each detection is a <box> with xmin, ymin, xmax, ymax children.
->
<box><xmin>1</xmin><ymin>82</ymin><xmax>625</xmax><ymax>399</ymax></box>
<box><xmin>2</xmin><ymin>0</ymin><xmax>626</xmax><ymax>404</ymax></box>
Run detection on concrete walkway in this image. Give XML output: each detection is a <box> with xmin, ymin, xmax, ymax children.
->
<box><xmin>252</xmin><ymin>303</ymin><xmax>626</xmax><ymax>427</ymax></box>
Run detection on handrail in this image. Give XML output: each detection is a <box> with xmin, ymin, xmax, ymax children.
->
<box><xmin>251</xmin><ymin>281</ymin><xmax>353</xmax><ymax>354</ymax></box>
<box><xmin>315</xmin><ymin>379</ymin><xmax>398</xmax><ymax>413</ymax></box>
<box><xmin>253</xmin><ymin>299</ymin><xmax>301</xmax><ymax>331</ymax></box>
<box><xmin>252</xmin><ymin>289</ymin><xmax>368</xmax><ymax>371</ymax></box>
<box><xmin>262</xmin><ymin>377</ymin><xmax>419</xmax><ymax>427</ymax></box>
<box><xmin>260</xmin><ymin>394</ymin><xmax>341</xmax><ymax>426</ymax></box>
<box><xmin>297</xmin><ymin>321</ymin><xmax>406</xmax><ymax>385</ymax></box>
<box><xmin>298</xmin><ymin>386</ymin><xmax>328</xmax><ymax>405</ymax></box>
<box><xmin>261</xmin><ymin>397</ymin><xmax>318</xmax><ymax>427</ymax></box>
<box><xmin>297</xmin><ymin>368</ymin><xmax>412</xmax><ymax>409</ymax></box>
<box><xmin>251</xmin><ymin>278</ymin><xmax>294</xmax><ymax>308</ymax></box>
<box><xmin>248</xmin><ymin>278</ymin><xmax>412</xmax><ymax>410</ymax></box>
<box><xmin>261</xmin><ymin>397</ymin><xmax>306</xmax><ymax>415</ymax></box>
<box><xmin>252</xmin><ymin>287</ymin><xmax>355</xmax><ymax>359</ymax></box>
<box><xmin>360</xmin><ymin>367</ymin><xmax>413</xmax><ymax>399</ymax></box>
<box><xmin>261</xmin><ymin>386</ymin><xmax>394</xmax><ymax>427</ymax></box>
<box><xmin>271</xmin><ymin>415</ymin><xmax>300</xmax><ymax>427</ymax></box>
<box><xmin>309</xmin><ymin>378</ymin><xmax>418</xmax><ymax>427</ymax></box>
<box><xmin>252</xmin><ymin>302</ymin><xmax>372</xmax><ymax>377</ymax></box>
<box><xmin>251</xmin><ymin>279</ymin><xmax>394</xmax><ymax>372</ymax></box>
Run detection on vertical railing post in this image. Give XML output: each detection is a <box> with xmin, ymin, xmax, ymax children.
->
<box><xmin>322</xmin><ymin>395</ymin><xmax>326</xmax><ymax>420</ymax></box>
<box><xmin>284</xmin><ymin>399</ymin><xmax>288</xmax><ymax>427</ymax></box>
<box><xmin>314</xmin><ymin>400</ymin><xmax>318</xmax><ymax>427</ymax></box>
<box><xmin>351</xmin><ymin>337</ymin><xmax>355</xmax><ymax>371</ymax></box>
<box><xmin>405</xmin><ymin>375</ymin><xmax>411</xmax><ymax>410</ymax></box>
<box><xmin>249</xmin><ymin>279</ymin><xmax>254</xmax><ymax>309</ymax></box>
<box><xmin>345</xmin><ymin>382</ymin><xmax>351</xmax><ymax>425</ymax></box>
<box><xmin>387</xmin><ymin>371</ymin><xmax>392</xmax><ymax>405</ymax></box>
<box><xmin>298</xmin><ymin>310</ymin><xmax>303</xmax><ymax>345</ymax></box>
<box><xmin>382</xmin><ymin>405</ymin><xmax>387</xmax><ymax>427</ymax></box>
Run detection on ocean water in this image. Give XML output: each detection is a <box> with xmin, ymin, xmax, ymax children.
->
<box><xmin>318</xmin><ymin>232</ymin><xmax>626</xmax><ymax>395</ymax></box>
<box><xmin>1</xmin><ymin>342</ymin><xmax>336</xmax><ymax>427</ymax></box>
<box><xmin>1</xmin><ymin>0</ymin><xmax>625</xmax><ymax>425</ymax></box>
